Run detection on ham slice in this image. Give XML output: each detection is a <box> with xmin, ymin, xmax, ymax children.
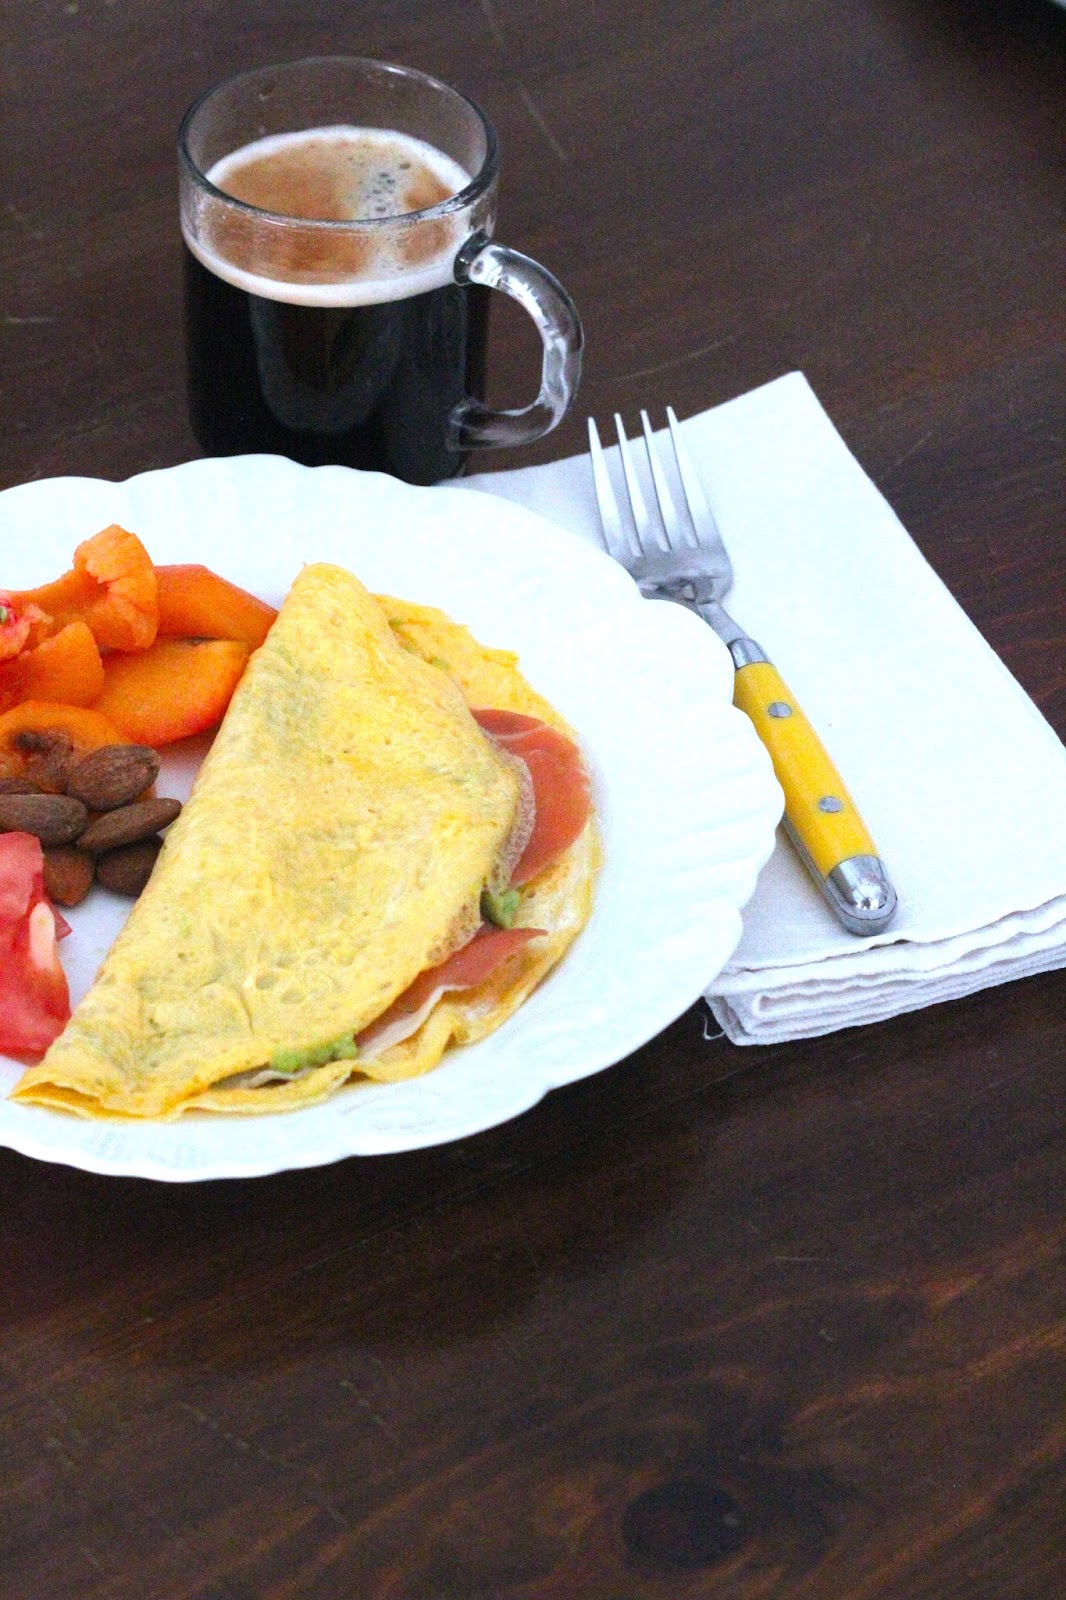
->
<box><xmin>358</xmin><ymin>924</ymin><xmax>543</xmax><ymax>1058</ymax></box>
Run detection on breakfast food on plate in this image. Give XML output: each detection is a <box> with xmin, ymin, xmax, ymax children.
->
<box><xmin>0</xmin><ymin>731</ymin><xmax>184</xmax><ymax>921</ymax></box>
<box><xmin>0</xmin><ymin>527</ymin><xmax>277</xmax><ymax>739</ymax></box>
<box><xmin>92</xmin><ymin>636</ymin><xmax>251</xmax><ymax>746</ymax></box>
<box><xmin>153</xmin><ymin>564</ymin><xmax>276</xmax><ymax>647</ymax></box>
<box><xmin>12</xmin><ymin>563</ymin><xmax>596</xmax><ymax>1118</ymax></box>
<box><xmin>0</xmin><ymin>530</ymin><xmax>273</xmax><ymax>946</ymax></box>
<box><xmin>0</xmin><ymin>702</ymin><xmax>128</xmax><ymax>776</ymax></box>
<box><xmin>0</xmin><ymin>833</ymin><xmax>71</xmax><ymax>1057</ymax></box>
<box><xmin>6</xmin><ymin>522</ymin><xmax>158</xmax><ymax>656</ymax></box>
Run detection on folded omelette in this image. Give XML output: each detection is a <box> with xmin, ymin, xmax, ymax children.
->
<box><xmin>12</xmin><ymin>563</ymin><xmax>596</xmax><ymax>1119</ymax></box>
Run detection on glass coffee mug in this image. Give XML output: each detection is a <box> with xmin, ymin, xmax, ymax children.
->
<box><xmin>179</xmin><ymin>56</ymin><xmax>582</xmax><ymax>485</ymax></box>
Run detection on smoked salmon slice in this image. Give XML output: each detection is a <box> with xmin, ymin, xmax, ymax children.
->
<box><xmin>473</xmin><ymin>708</ymin><xmax>591</xmax><ymax>884</ymax></box>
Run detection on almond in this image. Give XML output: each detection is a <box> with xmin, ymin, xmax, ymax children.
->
<box><xmin>15</xmin><ymin>729</ymin><xmax>75</xmax><ymax>794</ymax></box>
<box><xmin>22</xmin><ymin>756</ymin><xmax>70</xmax><ymax>794</ymax></box>
<box><xmin>66</xmin><ymin>743</ymin><xmax>161</xmax><ymax>812</ymax></box>
<box><xmin>13</xmin><ymin>728</ymin><xmax>72</xmax><ymax>756</ymax></box>
<box><xmin>0</xmin><ymin>792</ymin><xmax>88</xmax><ymax>846</ymax></box>
<box><xmin>42</xmin><ymin>846</ymin><xmax>95</xmax><ymax>907</ymax></box>
<box><xmin>96</xmin><ymin>836</ymin><xmax>162</xmax><ymax>897</ymax></box>
<box><xmin>78</xmin><ymin>797</ymin><xmax>181</xmax><ymax>854</ymax></box>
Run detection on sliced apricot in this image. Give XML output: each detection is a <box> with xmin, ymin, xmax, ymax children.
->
<box><xmin>0</xmin><ymin>593</ymin><xmax>51</xmax><ymax>661</ymax></box>
<box><xmin>10</xmin><ymin>525</ymin><xmax>159</xmax><ymax>654</ymax></box>
<box><xmin>9</xmin><ymin>568</ymin><xmax>93</xmax><ymax>633</ymax></box>
<box><xmin>0</xmin><ymin>592</ymin><xmax>33</xmax><ymax>662</ymax></box>
<box><xmin>23</xmin><ymin>621</ymin><xmax>106</xmax><ymax>706</ymax></box>
<box><xmin>0</xmin><ymin>701</ymin><xmax>127</xmax><ymax>780</ymax></box>
<box><xmin>93</xmin><ymin>637</ymin><xmax>250</xmax><ymax>745</ymax></box>
<box><xmin>74</xmin><ymin>526</ymin><xmax>158</xmax><ymax>652</ymax></box>
<box><xmin>155</xmin><ymin>565</ymin><xmax>277</xmax><ymax>649</ymax></box>
<box><xmin>0</xmin><ymin>621</ymin><xmax>106</xmax><ymax>715</ymax></box>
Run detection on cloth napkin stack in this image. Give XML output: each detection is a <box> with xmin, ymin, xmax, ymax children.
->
<box><xmin>455</xmin><ymin>372</ymin><xmax>1066</xmax><ymax>1044</ymax></box>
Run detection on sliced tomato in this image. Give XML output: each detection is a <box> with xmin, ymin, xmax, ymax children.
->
<box><xmin>473</xmin><ymin>708</ymin><xmax>592</xmax><ymax>884</ymax></box>
<box><xmin>358</xmin><ymin>923</ymin><xmax>544</xmax><ymax>1054</ymax></box>
<box><xmin>0</xmin><ymin>832</ymin><xmax>71</xmax><ymax>1057</ymax></box>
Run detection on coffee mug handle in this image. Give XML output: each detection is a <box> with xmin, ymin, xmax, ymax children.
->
<box><xmin>450</xmin><ymin>231</ymin><xmax>583</xmax><ymax>450</ymax></box>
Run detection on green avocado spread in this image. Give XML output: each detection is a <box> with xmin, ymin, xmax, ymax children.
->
<box><xmin>481</xmin><ymin>887</ymin><xmax>521</xmax><ymax>929</ymax></box>
<box><xmin>269</xmin><ymin>1032</ymin><xmax>359</xmax><ymax>1076</ymax></box>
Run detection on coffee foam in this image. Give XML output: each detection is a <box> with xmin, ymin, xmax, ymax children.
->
<box><xmin>184</xmin><ymin>126</ymin><xmax>474</xmax><ymax>307</ymax></box>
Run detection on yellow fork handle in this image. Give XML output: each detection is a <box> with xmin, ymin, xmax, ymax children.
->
<box><xmin>733</xmin><ymin>659</ymin><xmax>896</xmax><ymax>933</ymax></box>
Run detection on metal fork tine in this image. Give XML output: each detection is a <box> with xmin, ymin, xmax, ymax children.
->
<box><xmin>588</xmin><ymin>417</ymin><xmax>640</xmax><ymax>564</ymax></box>
<box><xmin>615</xmin><ymin>413</ymin><xmax>665</xmax><ymax>554</ymax></box>
<box><xmin>639</xmin><ymin>408</ymin><xmax>679</xmax><ymax>552</ymax></box>
<box><xmin>591</xmin><ymin>406</ymin><xmax>727</xmax><ymax>573</ymax></box>
<box><xmin>666</xmin><ymin>405</ymin><xmax>718</xmax><ymax>550</ymax></box>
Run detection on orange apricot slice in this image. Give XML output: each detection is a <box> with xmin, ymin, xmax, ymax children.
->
<box><xmin>11</xmin><ymin>525</ymin><xmax>159</xmax><ymax>654</ymax></box>
<box><xmin>0</xmin><ymin>621</ymin><xmax>106</xmax><ymax>715</ymax></box>
<box><xmin>8</xmin><ymin>568</ymin><xmax>93</xmax><ymax>634</ymax></box>
<box><xmin>155</xmin><ymin>565</ymin><xmax>277</xmax><ymax>648</ymax></box>
<box><xmin>74</xmin><ymin>526</ymin><xmax>159</xmax><ymax>652</ymax></box>
<box><xmin>0</xmin><ymin>592</ymin><xmax>37</xmax><ymax>662</ymax></box>
<box><xmin>0</xmin><ymin>701</ymin><xmax>128</xmax><ymax>780</ymax></box>
<box><xmin>93</xmin><ymin>637</ymin><xmax>250</xmax><ymax>745</ymax></box>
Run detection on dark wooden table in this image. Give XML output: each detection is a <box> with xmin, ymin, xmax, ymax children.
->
<box><xmin>2</xmin><ymin>2</ymin><xmax>1064</xmax><ymax>1595</ymax></box>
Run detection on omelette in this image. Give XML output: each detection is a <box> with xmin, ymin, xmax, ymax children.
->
<box><xmin>12</xmin><ymin>564</ymin><xmax>597</xmax><ymax>1119</ymax></box>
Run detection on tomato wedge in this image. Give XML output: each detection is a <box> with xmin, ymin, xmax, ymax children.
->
<box><xmin>0</xmin><ymin>833</ymin><xmax>71</xmax><ymax>1057</ymax></box>
<box><xmin>472</xmin><ymin>709</ymin><xmax>591</xmax><ymax>884</ymax></box>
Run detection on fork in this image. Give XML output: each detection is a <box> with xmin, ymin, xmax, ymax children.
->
<box><xmin>589</xmin><ymin>407</ymin><xmax>897</xmax><ymax>935</ymax></box>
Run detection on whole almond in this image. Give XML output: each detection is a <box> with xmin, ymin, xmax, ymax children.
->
<box><xmin>66</xmin><ymin>743</ymin><xmax>161</xmax><ymax>811</ymax></box>
<box><xmin>78</xmin><ymin>797</ymin><xmax>181</xmax><ymax>854</ymax></box>
<box><xmin>0</xmin><ymin>792</ymin><xmax>88</xmax><ymax>845</ymax></box>
<box><xmin>0</xmin><ymin>776</ymin><xmax>39</xmax><ymax>795</ymax></box>
<box><xmin>96</xmin><ymin>836</ymin><xmax>162</xmax><ymax>897</ymax></box>
<box><xmin>13</xmin><ymin>728</ymin><xmax>73</xmax><ymax>756</ymax></box>
<box><xmin>15</xmin><ymin>729</ymin><xmax>75</xmax><ymax>794</ymax></box>
<box><xmin>42</xmin><ymin>846</ymin><xmax>95</xmax><ymax>907</ymax></box>
<box><xmin>22</xmin><ymin>756</ymin><xmax>69</xmax><ymax>794</ymax></box>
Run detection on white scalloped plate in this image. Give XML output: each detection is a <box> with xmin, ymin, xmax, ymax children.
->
<box><xmin>0</xmin><ymin>456</ymin><xmax>782</xmax><ymax>1179</ymax></box>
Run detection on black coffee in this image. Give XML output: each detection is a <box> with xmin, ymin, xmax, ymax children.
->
<box><xmin>182</xmin><ymin>126</ymin><xmax>489</xmax><ymax>485</ymax></box>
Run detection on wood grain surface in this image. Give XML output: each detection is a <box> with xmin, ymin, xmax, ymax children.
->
<box><xmin>1</xmin><ymin>1</ymin><xmax>1064</xmax><ymax>1596</ymax></box>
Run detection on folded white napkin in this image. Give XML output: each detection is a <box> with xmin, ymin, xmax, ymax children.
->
<box><xmin>455</xmin><ymin>372</ymin><xmax>1066</xmax><ymax>1044</ymax></box>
